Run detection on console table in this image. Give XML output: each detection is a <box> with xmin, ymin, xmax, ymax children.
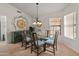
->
<box><xmin>11</xmin><ymin>31</ymin><xmax>22</xmax><ymax>43</ymax></box>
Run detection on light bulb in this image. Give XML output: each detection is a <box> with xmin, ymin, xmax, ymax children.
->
<box><xmin>33</xmin><ymin>22</ymin><xmax>36</xmax><ymax>25</ymax></box>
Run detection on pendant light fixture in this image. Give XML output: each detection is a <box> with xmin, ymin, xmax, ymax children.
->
<box><xmin>33</xmin><ymin>3</ymin><xmax>42</xmax><ymax>27</ymax></box>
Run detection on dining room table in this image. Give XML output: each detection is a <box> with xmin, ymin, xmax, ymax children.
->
<box><xmin>37</xmin><ymin>34</ymin><xmax>48</xmax><ymax>41</ymax></box>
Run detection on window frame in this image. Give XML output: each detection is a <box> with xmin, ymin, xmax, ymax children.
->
<box><xmin>64</xmin><ymin>12</ymin><xmax>77</xmax><ymax>40</ymax></box>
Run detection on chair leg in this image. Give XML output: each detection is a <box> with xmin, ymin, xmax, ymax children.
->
<box><xmin>31</xmin><ymin>49</ymin><xmax>32</xmax><ymax>53</ymax></box>
<box><xmin>53</xmin><ymin>45</ymin><xmax>55</xmax><ymax>56</ymax></box>
<box><xmin>55</xmin><ymin>42</ymin><xmax>57</xmax><ymax>51</ymax></box>
<box><xmin>21</xmin><ymin>41</ymin><xmax>23</xmax><ymax>47</ymax></box>
<box><xmin>25</xmin><ymin>43</ymin><xmax>27</xmax><ymax>49</ymax></box>
<box><xmin>37</xmin><ymin>48</ymin><xmax>39</xmax><ymax>56</ymax></box>
<box><xmin>43</xmin><ymin>43</ymin><xmax>46</xmax><ymax>52</ymax></box>
<box><xmin>56</xmin><ymin>45</ymin><xmax>57</xmax><ymax>51</ymax></box>
<box><xmin>31</xmin><ymin>44</ymin><xmax>33</xmax><ymax>53</ymax></box>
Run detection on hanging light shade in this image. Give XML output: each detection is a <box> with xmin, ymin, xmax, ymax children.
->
<box><xmin>33</xmin><ymin>3</ymin><xmax>42</xmax><ymax>27</ymax></box>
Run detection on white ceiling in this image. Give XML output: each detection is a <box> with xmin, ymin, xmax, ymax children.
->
<box><xmin>9</xmin><ymin>3</ymin><xmax>70</xmax><ymax>18</ymax></box>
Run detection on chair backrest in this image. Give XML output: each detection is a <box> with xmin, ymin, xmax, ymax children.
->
<box><xmin>54</xmin><ymin>31</ymin><xmax>58</xmax><ymax>46</ymax></box>
<box><xmin>45</xmin><ymin>30</ymin><xmax>50</xmax><ymax>37</ymax></box>
<box><xmin>32</xmin><ymin>33</ymin><xmax>38</xmax><ymax>47</ymax></box>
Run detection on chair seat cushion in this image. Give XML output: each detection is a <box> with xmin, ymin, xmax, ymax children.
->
<box><xmin>26</xmin><ymin>37</ymin><xmax>31</xmax><ymax>42</ymax></box>
<box><xmin>47</xmin><ymin>35</ymin><xmax>54</xmax><ymax>40</ymax></box>
<box><xmin>35</xmin><ymin>40</ymin><xmax>45</xmax><ymax>46</ymax></box>
<box><xmin>46</xmin><ymin>36</ymin><xmax>54</xmax><ymax>42</ymax></box>
<box><xmin>45</xmin><ymin>39</ymin><xmax>54</xmax><ymax>45</ymax></box>
<box><xmin>47</xmin><ymin>37</ymin><xmax>52</xmax><ymax>40</ymax></box>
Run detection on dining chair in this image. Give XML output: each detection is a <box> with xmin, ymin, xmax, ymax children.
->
<box><xmin>31</xmin><ymin>33</ymin><xmax>46</xmax><ymax>56</ymax></box>
<box><xmin>21</xmin><ymin>30</ymin><xmax>32</xmax><ymax>49</ymax></box>
<box><xmin>44</xmin><ymin>31</ymin><xmax>59</xmax><ymax>55</ymax></box>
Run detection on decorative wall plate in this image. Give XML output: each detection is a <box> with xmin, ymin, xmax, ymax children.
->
<box><xmin>15</xmin><ymin>17</ymin><xmax>27</xmax><ymax>30</ymax></box>
<box><xmin>17</xmin><ymin>19</ymin><xmax>26</xmax><ymax>29</ymax></box>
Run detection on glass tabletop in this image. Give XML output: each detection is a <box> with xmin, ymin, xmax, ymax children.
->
<box><xmin>37</xmin><ymin>34</ymin><xmax>48</xmax><ymax>41</ymax></box>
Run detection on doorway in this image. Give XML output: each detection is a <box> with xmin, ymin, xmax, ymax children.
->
<box><xmin>49</xmin><ymin>17</ymin><xmax>61</xmax><ymax>35</ymax></box>
<box><xmin>0</xmin><ymin>16</ymin><xmax>7</xmax><ymax>43</ymax></box>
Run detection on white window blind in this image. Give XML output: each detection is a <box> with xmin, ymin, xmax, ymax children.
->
<box><xmin>64</xmin><ymin>12</ymin><xmax>76</xmax><ymax>39</ymax></box>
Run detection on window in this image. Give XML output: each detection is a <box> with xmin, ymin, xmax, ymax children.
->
<box><xmin>49</xmin><ymin>17</ymin><xmax>61</xmax><ymax>35</ymax></box>
<box><xmin>64</xmin><ymin>12</ymin><xmax>76</xmax><ymax>39</ymax></box>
